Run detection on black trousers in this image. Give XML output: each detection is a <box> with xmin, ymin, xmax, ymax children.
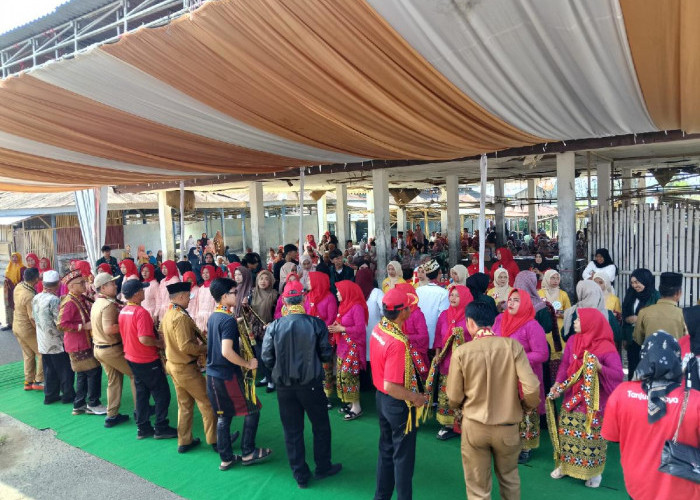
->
<box><xmin>216</xmin><ymin>412</ymin><xmax>259</xmax><ymax>462</ymax></box>
<box><xmin>277</xmin><ymin>382</ymin><xmax>332</xmax><ymax>483</ymax></box>
<box><xmin>74</xmin><ymin>365</ymin><xmax>102</xmax><ymax>408</ymax></box>
<box><xmin>627</xmin><ymin>341</ymin><xmax>641</xmax><ymax>381</ymax></box>
<box><xmin>254</xmin><ymin>344</ymin><xmax>272</xmax><ymax>382</ymax></box>
<box><xmin>128</xmin><ymin>360</ymin><xmax>171</xmax><ymax>431</ymax></box>
<box><xmin>374</xmin><ymin>391</ymin><xmax>417</xmax><ymax>500</ymax></box>
<box><xmin>42</xmin><ymin>352</ymin><xmax>75</xmax><ymax>403</ymax></box>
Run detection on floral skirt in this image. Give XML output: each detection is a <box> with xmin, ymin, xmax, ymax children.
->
<box><xmin>556</xmin><ymin>410</ymin><xmax>607</xmax><ymax>480</ymax></box>
<box><xmin>520</xmin><ymin>408</ymin><xmax>540</xmax><ymax>450</ymax></box>
<box><xmin>436</xmin><ymin>374</ymin><xmax>455</xmax><ymax>426</ymax></box>
<box><xmin>336</xmin><ymin>356</ymin><xmax>360</xmax><ymax>403</ymax></box>
<box><xmin>322</xmin><ymin>348</ymin><xmax>336</xmax><ymax>398</ymax></box>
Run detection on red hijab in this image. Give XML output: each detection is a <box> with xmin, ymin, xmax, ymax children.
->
<box><xmin>182</xmin><ymin>271</ymin><xmax>198</xmax><ymax>287</ymax></box>
<box><xmin>120</xmin><ymin>259</ymin><xmax>138</xmax><ymax>279</ymax></box>
<box><xmin>161</xmin><ymin>260</ymin><xmax>179</xmax><ymax>280</ymax></box>
<box><xmin>395</xmin><ymin>283</ymin><xmax>420</xmax><ymax>312</ymax></box>
<box><xmin>75</xmin><ymin>260</ymin><xmax>92</xmax><ymax>278</ymax></box>
<box><xmin>567</xmin><ymin>308</ymin><xmax>617</xmax><ymax>379</ymax></box>
<box><xmin>39</xmin><ymin>258</ymin><xmax>52</xmax><ymax>272</ymax></box>
<box><xmin>447</xmin><ymin>285</ymin><xmax>473</xmax><ymax>335</ymax></box>
<box><xmin>97</xmin><ymin>263</ymin><xmax>112</xmax><ymax>275</ymax></box>
<box><xmin>336</xmin><ymin>281</ymin><xmax>369</xmax><ymax>325</ymax></box>
<box><xmin>200</xmin><ymin>265</ymin><xmax>216</xmax><ymax>287</ymax></box>
<box><xmin>467</xmin><ymin>252</ymin><xmax>479</xmax><ymax>275</ymax></box>
<box><xmin>140</xmin><ymin>263</ymin><xmax>155</xmax><ymax>282</ymax></box>
<box><xmin>306</xmin><ymin>234</ymin><xmax>317</xmax><ymax>249</ymax></box>
<box><xmin>227</xmin><ymin>262</ymin><xmax>241</xmax><ymax>278</ymax></box>
<box><xmin>307</xmin><ymin>271</ymin><xmax>332</xmax><ymax>318</ymax></box>
<box><xmin>25</xmin><ymin>253</ymin><xmax>40</xmax><ymax>268</ymax></box>
<box><xmin>354</xmin><ymin>267</ymin><xmax>375</xmax><ymax>300</ymax></box>
<box><xmin>499</xmin><ymin>289</ymin><xmax>535</xmax><ymax>338</ymax></box>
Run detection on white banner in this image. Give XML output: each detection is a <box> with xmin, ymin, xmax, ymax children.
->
<box><xmin>74</xmin><ymin>187</ymin><xmax>109</xmax><ymax>271</ymax></box>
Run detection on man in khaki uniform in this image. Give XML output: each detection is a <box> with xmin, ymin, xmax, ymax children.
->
<box><xmin>13</xmin><ymin>268</ymin><xmax>43</xmax><ymax>390</ymax></box>
<box><xmin>447</xmin><ymin>302</ymin><xmax>540</xmax><ymax>500</ymax></box>
<box><xmin>633</xmin><ymin>271</ymin><xmax>687</xmax><ymax>346</ymax></box>
<box><xmin>160</xmin><ymin>281</ymin><xmax>217</xmax><ymax>453</ymax></box>
<box><xmin>91</xmin><ymin>272</ymin><xmax>136</xmax><ymax>427</ymax></box>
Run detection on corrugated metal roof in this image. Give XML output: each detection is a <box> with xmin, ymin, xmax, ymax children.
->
<box><xmin>0</xmin><ymin>0</ymin><xmax>115</xmax><ymax>48</ymax></box>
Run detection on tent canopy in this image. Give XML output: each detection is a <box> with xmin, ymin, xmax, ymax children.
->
<box><xmin>0</xmin><ymin>0</ymin><xmax>698</xmax><ymax>192</ymax></box>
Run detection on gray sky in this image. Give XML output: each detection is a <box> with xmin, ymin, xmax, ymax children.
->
<box><xmin>0</xmin><ymin>0</ymin><xmax>67</xmax><ymax>35</ymax></box>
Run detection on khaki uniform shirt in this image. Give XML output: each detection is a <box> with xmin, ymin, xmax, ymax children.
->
<box><xmin>633</xmin><ymin>298</ymin><xmax>687</xmax><ymax>346</ymax></box>
<box><xmin>161</xmin><ymin>305</ymin><xmax>206</xmax><ymax>366</ymax></box>
<box><xmin>90</xmin><ymin>296</ymin><xmax>121</xmax><ymax>346</ymax></box>
<box><xmin>446</xmin><ymin>333</ymin><xmax>540</xmax><ymax>425</ymax></box>
<box><xmin>13</xmin><ymin>282</ymin><xmax>37</xmax><ymax>336</ymax></box>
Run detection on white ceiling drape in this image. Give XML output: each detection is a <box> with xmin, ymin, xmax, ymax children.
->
<box><xmin>74</xmin><ymin>187</ymin><xmax>109</xmax><ymax>270</ymax></box>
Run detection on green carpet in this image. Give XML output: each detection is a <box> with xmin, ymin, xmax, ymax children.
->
<box><xmin>0</xmin><ymin>361</ymin><xmax>629</xmax><ymax>499</ymax></box>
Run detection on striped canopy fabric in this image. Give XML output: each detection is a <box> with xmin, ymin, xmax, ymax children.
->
<box><xmin>0</xmin><ymin>0</ymin><xmax>697</xmax><ymax>192</ymax></box>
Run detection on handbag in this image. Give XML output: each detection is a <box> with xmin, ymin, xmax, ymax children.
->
<box><xmin>658</xmin><ymin>385</ymin><xmax>700</xmax><ymax>484</ymax></box>
<box><xmin>69</xmin><ymin>348</ymin><xmax>100</xmax><ymax>373</ymax></box>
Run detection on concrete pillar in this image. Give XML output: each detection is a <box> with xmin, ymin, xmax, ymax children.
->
<box><xmin>350</xmin><ymin>221</ymin><xmax>358</xmax><ymax>243</ymax></box>
<box><xmin>316</xmin><ymin>193</ymin><xmax>328</xmax><ymax>240</ymax></box>
<box><xmin>280</xmin><ymin>202</ymin><xmax>287</xmax><ymax>244</ymax></box>
<box><xmin>372</xmin><ymin>169</ymin><xmax>390</xmax><ymax>279</ymax></box>
<box><xmin>622</xmin><ymin>167</ymin><xmax>633</xmax><ymax>205</ymax></box>
<box><xmin>440</xmin><ymin>209</ymin><xmax>448</xmax><ymax>234</ymax></box>
<box><xmin>493</xmin><ymin>179</ymin><xmax>506</xmax><ymax>247</ymax></box>
<box><xmin>249</xmin><ymin>181</ymin><xmax>264</xmax><ymax>255</ymax></box>
<box><xmin>335</xmin><ymin>184</ymin><xmax>348</xmax><ymax>244</ymax></box>
<box><xmin>157</xmin><ymin>191</ymin><xmax>175</xmax><ymax>260</ymax></box>
<box><xmin>527</xmin><ymin>178</ymin><xmax>538</xmax><ymax>233</ymax></box>
<box><xmin>396</xmin><ymin>207</ymin><xmax>406</xmax><ymax>235</ymax></box>
<box><xmin>367</xmin><ymin>193</ymin><xmax>375</xmax><ymax>239</ymax></box>
<box><xmin>241</xmin><ymin>211</ymin><xmax>247</xmax><ymax>253</ymax></box>
<box><xmin>557</xmin><ymin>152</ymin><xmax>576</xmax><ymax>297</ymax></box>
<box><xmin>445</xmin><ymin>174</ymin><xmax>460</xmax><ymax>267</ymax></box>
<box><xmin>219</xmin><ymin>208</ymin><xmax>226</xmax><ymax>248</ymax></box>
<box><xmin>634</xmin><ymin>173</ymin><xmax>646</xmax><ymax>205</ymax></box>
<box><xmin>597</xmin><ymin>161</ymin><xmax>611</xmax><ymax>209</ymax></box>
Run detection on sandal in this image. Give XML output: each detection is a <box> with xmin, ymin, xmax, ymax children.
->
<box><xmin>344</xmin><ymin>410</ymin><xmax>362</xmax><ymax>421</ymax></box>
<box><xmin>436</xmin><ymin>426</ymin><xmax>458</xmax><ymax>441</ymax></box>
<box><xmin>242</xmin><ymin>448</ymin><xmax>272</xmax><ymax>466</ymax></box>
<box><xmin>550</xmin><ymin>467</ymin><xmax>564</xmax><ymax>479</ymax></box>
<box><xmin>585</xmin><ymin>475</ymin><xmax>602</xmax><ymax>488</ymax></box>
<box><xmin>219</xmin><ymin>455</ymin><xmax>242</xmax><ymax>471</ymax></box>
<box><xmin>338</xmin><ymin>403</ymin><xmax>351</xmax><ymax>414</ymax></box>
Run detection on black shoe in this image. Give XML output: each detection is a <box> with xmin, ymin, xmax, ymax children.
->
<box><xmin>211</xmin><ymin>443</ymin><xmax>219</xmax><ymax>453</ymax></box>
<box><xmin>518</xmin><ymin>450</ymin><xmax>532</xmax><ymax>464</ymax></box>
<box><xmin>44</xmin><ymin>396</ymin><xmax>61</xmax><ymax>405</ymax></box>
<box><xmin>154</xmin><ymin>426</ymin><xmax>178</xmax><ymax>440</ymax></box>
<box><xmin>0</xmin><ymin>324</ymin><xmax>12</xmax><ymax>331</ymax></box>
<box><xmin>104</xmin><ymin>414</ymin><xmax>130</xmax><ymax>428</ymax></box>
<box><xmin>315</xmin><ymin>463</ymin><xmax>342</xmax><ymax>480</ymax></box>
<box><xmin>266</xmin><ymin>383</ymin><xmax>276</xmax><ymax>393</ymax></box>
<box><xmin>137</xmin><ymin>427</ymin><xmax>155</xmax><ymax>440</ymax></box>
<box><xmin>255</xmin><ymin>378</ymin><xmax>268</xmax><ymax>388</ymax></box>
<box><xmin>178</xmin><ymin>437</ymin><xmax>201</xmax><ymax>453</ymax></box>
<box><xmin>297</xmin><ymin>481</ymin><xmax>309</xmax><ymax>489</ymax></box>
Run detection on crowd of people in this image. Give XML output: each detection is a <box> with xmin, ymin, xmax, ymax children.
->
<box><xmin>2</xmin><ymin>230</ymin><xmax>699</xmax><ymax>499</ymax></box>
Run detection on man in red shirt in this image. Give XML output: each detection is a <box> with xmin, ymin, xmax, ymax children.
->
<box><xmin>370</xmin><ymin>288</ymin><xmax>428</xmax><ymax>500</ymax></box>
<box><xmin>118</xmin><ymin>279</ymin><xmax>176</xmax><ymax>440</ymax></box>
<box><xmin>602</xmin><ymin>331</ymin><xmax>700</xmax><ymax>500</ymax></box>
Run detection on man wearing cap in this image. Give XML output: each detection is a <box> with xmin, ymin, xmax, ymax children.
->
<box><xmin>160</xmin><ymin>281</ymin><xmax>217</xmax><ymax>453</ymax></box>
<box><xmin>13</xmin><ymin>267</ymin><xmax>43</xmax><ymax>390</ymax></box>
<box><xmin>370</xmin><ymin>287</ymin><xmax>429</xmax><ymax>500</ymax></box>
<box><xmin>58</xmin><ymin>270</ymin><xmax>106</xmax><ymax>415</ymax></box>
<box><xmin>415</xmin><ymin>260</ymin><xmax>449</xmax><ymax>349</ymax></box>
<box><xmin>33</xmin><ymin>270</ymin><xmax>75</xmax><ymax>404</ymax></box>
<box><xmin>633</xmin><ymin>271</ymin><xmax>687</xmax><ymax>344</ymax></box>
<box><xmin>262</xmin><ymin>280</ymin><xmax>340</xmax><ymax>488</ymax></box>
<box><xmin>118</xmin><ymin>279</ymin><xmax>176</xmax><ymax>440</ymax></box>
<box><xmin>91</xmin><ymin>271</ymin><xmax>135</xmax><ymax>428</ymax></box>
<box><xmin>273</xmin><ymin>244</ymin><xmax>299</xmax><ymax>291</ymax></box>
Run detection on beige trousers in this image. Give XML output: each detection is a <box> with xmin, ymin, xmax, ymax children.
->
<box><xmin>169</xmin><ymin>362</ymin><xmax>217</xmax><ymax>446</ymax></box>
<box><xmin>94</xmin><ymin>344</ymin><xmax>136</xmax><ymax>417</ymax></box>
<box><xmin>14</xmin><ymin>328</ymin><xmax>43</xmax><ymax>384</ymax></box>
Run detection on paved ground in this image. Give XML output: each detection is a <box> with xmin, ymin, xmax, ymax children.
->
<box><xmin>0</xmin><ymin>329</ymin><xmax>182</xmax><ymax>500</ymax></box>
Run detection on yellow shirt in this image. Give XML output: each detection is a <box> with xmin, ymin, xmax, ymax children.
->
<box><xmin>538</xmin><ymin>288</ymin><xmax>571</xmax><ymax>360</ymax></box>
<box><xmin>381</xmin><ymin>277</ymin><xmax>406</xmax><ymax>293</ymax></box>
<box><xmin>605</xmin><ymin>294</ymin><xmax>622</xmax><ymax>314</ymax></box>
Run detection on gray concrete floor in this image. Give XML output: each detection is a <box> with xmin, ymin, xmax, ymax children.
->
<box><xmin>0</xmin><ymin>329</ymin><xmax>182</xmax><ymax>500</ymax></box>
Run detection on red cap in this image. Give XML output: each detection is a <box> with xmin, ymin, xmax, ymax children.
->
<box><xmin>282</xmin><ymin>280</ymin><xmax>304</xmax><ymax>298</ymax></box>
<box><xmin>382</xmin><ymin>287</ymin><xmax>410</xmax><ymax>312</ymax></box>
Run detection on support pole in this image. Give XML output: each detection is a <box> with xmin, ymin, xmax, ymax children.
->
<box><xmin>316</xmin><ymin>193</ymin><xmax>328</xmax><ymax>241</ymax></box>
<box><xmin>479</xmin><ymin>155</ymin><xmax>487</xmax><ymax>273</ymax></box>
<box><xmin>622</xmin><ymin>167</ymin><xmax>633</xmax><ymax>205</ymax></box>
<box><xmin>372</xmin><ymin>169</ymin><xmax>390</xmax><ymax>279</ymax></box>
<box><xmin>335</xmin><ymin>184</ymin><xmax>348</xmax><ymax>244</ymax></box>
<box><xmin>219</xmin><ymin>208</ymin><xmax>226</xmax><ymax>248</ymax></box>
<box><xmin>351</xmin><ymin>221</ymin><xmax>357</xmax><ymax>242</ymax></box>
<box><xmin>280</xmin><ymin>203</ymin><xmax>287</xmax><ymax>244</ymax></box>
<box><xmin>249</xmin><ymin>181</ymin><xmax>265</xmax><ymax>255</ymax></box>
<box><xmin>494</xmin><ymin>178</ymin><xmax>506</xmax><ymax>247</ymax></box>
<box><xmin>445</xmin><ymin>175</ymin><xmax>460</xmax><ymax>267</ymax></box>
<box><xmin>423</xmin><ymin>210</ymin><xmax>429</xmax><ymax>238</ymax></box>
<box><xmin>179</xmin><ymin>182</ymin><xmax>185</xmax><ymax>260</ymax></box>
<box><xmin>597</xmin><ymin>161</ymin><xmax>612</xmax><ymax>209</ymax></box>
<box><xmin>241</xmin><ymin>211</ymin><xmax>247</xmax><ymax>253</ymax></box>
<box><xmin>396</xmin><ymin>207</ymin><xmax>406</xmax><ymax>236</ymax></box>
<box><xmin>367</xmin><ymin>194</ymin><xmax>375</xmax><ymax>239</ymax></box>
<box><xmin>157</xmin><ymin>191</ymin><xmax>175</xmax><ymax>260</ymax></box>
<box><xmin>527</xmin><ymin>179</ymin><xmax>537</xmax><ymax>234</ymax></box>
<box><xmin>557</xmin><ymin>152</ymin><xmax>576</xmax><ymax>297</ymax></box>
<box><xmin>299</xmin><ymin>167</ymin><xmax>305</xmax><ymax>249</ymax></box>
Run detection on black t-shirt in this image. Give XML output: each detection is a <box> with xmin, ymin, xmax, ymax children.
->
<box><xmin>206</xmin><ymin>311</ymin><xmax>241</xmax><ymax>380</ymax></box>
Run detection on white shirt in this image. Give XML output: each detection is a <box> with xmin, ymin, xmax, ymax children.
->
<box><xmin>365</xmin><ymin>288</ymin><xmax>384</xmax><ymax>359</ymax></box>
<box><xmin>582</xmin><ymin>261</ymin><xmax>617</xmax><ymax>286</ymax></box>
<box><xmin>415</xmin><ymin>283</ymin><xmax>449</xmax><ymax>348</ymax></box>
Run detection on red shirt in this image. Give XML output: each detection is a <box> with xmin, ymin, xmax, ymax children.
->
<box><xmin>118</xmin><ymin>304</ymin><xmax>159</xmax><ymax>363</ymax></box>
<box><xmin>369</xmin><ymin>323</ymin><xmax>406</xmax><ymax>394</ymax></box>
<box><xmin>679</xmin><ymin>335</ymin><xmax>691</xmax><ymax>357</ymax></box>
<box><xmin>601</xmin><ymin>381</ymin><xmax>700</xmax><ymax>500</ymax></box>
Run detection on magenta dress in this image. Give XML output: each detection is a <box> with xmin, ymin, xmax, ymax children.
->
<box><xmin>556</xmin><ymin>342</ymin><xmax>623</xmax><ymax>416</ymax></box>
<box><xmin>494</xmin><ymin>314</ymin><xmax>549</xmax><ymax>414</ymax></box>
<box><xmin>434</xmin><ymin>311</ymin><xmax>469</xmax><ymax>373</ymax></box>
<box><xmin>335</xmin><ymin>304</ymin><xmax>367</xmax><ymax>370</ymax></box>
<box><xmin>304</xmin><ymin>293</ymin><xmax>338</xmax><ymax>326</ymax></box>
<box><xmin>274</xmin><ymin>295</ymin><xmax>285</xmax><ymax>319</ymax></box>
<box><xmin>404</xmin><ymin>308</ymin><xmax>430</xmax><ymax>369</ymax></box>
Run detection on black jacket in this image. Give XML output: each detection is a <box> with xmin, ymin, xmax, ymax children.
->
<box><xmin>262</xmin><ymin>313</ymin><xmax>333</xmax><ymax>387</ymax></box>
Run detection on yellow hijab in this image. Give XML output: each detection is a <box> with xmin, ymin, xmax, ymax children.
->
<box><xmin>5</xmin><ymin>252</ymin><xmax>24</xmax><ymax>285</ymax></box>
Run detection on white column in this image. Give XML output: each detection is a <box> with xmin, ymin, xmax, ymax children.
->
<box><xmin>557</xmin><ymin>152</ymin><xmax>576</xmax><ymax>296</ymax></box>
<box><xmin>240</xmin><ymin>211</ymin><xmax>247</xmax><ymax>253</ymax></box>
<box><xmin>396</xmin><ymin>207</ymin><xmax>406</xmax><ymax>235</ymax></box>
<box><xmin>316</xmin><ymin>193</ymin><xmax>328</xmax><ymax>240</ymax></box>
<box><xmin>179</xmin><ymin>182</ymin><xmax>185</xmax><ymax>260</ymax></box>
<box><xmin>440</xmin><ymin>208</ymin><xmax>448</xmax><ymax>234</ymax></box>
<box><xmin>350</xmin><ymin>221</ymin><xmax>358</xmax><ymax>242</ymax></box>
<box><xmin>280</xmin><ymin>198</ymin><xmax>287</xmax><ymax>243</ymax></box>
<box><xmin>494</xmin><ymin>178</ymin><xmax>506</xmax><ymax>247</ymax></box>
<box><xmin>298</xmin><ymin>167</ymin><xmax>305</xmax><ymax>249</ymax></box>
<box><xmin>621</xmin><ymin>167</ymin><xmax>633</xmax><ymax>205</ymax></box>
<box><xmin>367</xmin><ymin>194</ymin><xmax>375</xmax><ymax>239</ymax></box>
<box><xmin>634</xmin><ymin>173</ymin><xmax>646</xmax><ymax>205</ymax></box>
<box><xmin>157</xmin><ymin>191</ymin><xmax>175</xmax><ymax>260</ymax></box>
<box><xmin>335</xmin><ymin>184</ymin><xmax>348</xmax><ymax>244</ymax></box>
<box><xmin>597</xmin><ymin>161</ymin><xmax>611</xmax><ymax>209</ymax></box>
<box><xmin>248</xmin><ymin>181</ymin><xmax>265</xmax><ymax>255</ymax></box>
<box><xmin>372</xmin><ymin>169</ymin><xmax>390</xmax><ymax>279</ymax></box>
<box><xmin>527</xmin><ymin>178</ymin><xmax>538</xmax><ymax>233</ymax></box>
<box><xmin>478</xmin><ymin>155</ymin><xmax>487</xmax><ymax>273</ymax></box>
<box><xmin>445</xmin><ymin>175</ymin><xmax>460</xmax><ymax>267</ymax></box>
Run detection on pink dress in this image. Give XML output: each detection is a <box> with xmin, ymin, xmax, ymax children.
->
<box><xmin>274</xmin><ymin>295</ymin><xmax>285</xmax><ymax>319</ymax></box>
<box><xmin>142</xmin><ymin>280</ymin><xmax>159</xmax><ymax>318</ymax></box>
<box><xmin>404</xmin><ymin>308</ymin><xmax>430</xmax><ymax>370</ymax></box>
<box><xmin>335</xmin><ymin>304</ymin><xmax>367</xmax><ymax>370</ymax></box>
<box><xmin>493</xmin><ymin>314</ymin><xmax>549</xmax><ymax>414</ymax></box>
<box><xmin>304</xmin><ymin>294</ymin><xmax>338</xmax><ymax>326</ymax></box>
<box><xmin>434</xmin><ymin>311</ymin><xmax>470</xmax><ymax>374</ymax></box>
<box><xmin>158</xmin><ymin>277</ymin><xmax>180</xmax><ymax>320</ymax></box>
<box><xmin>195</xmin><ymin>284</ymin><xmax>216</xmax><ymax>333</ymax></box>
<box><xmin>187</xmin><ymin>285</ymin><xmax>199</xmax><ymax>322</ymax></box>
